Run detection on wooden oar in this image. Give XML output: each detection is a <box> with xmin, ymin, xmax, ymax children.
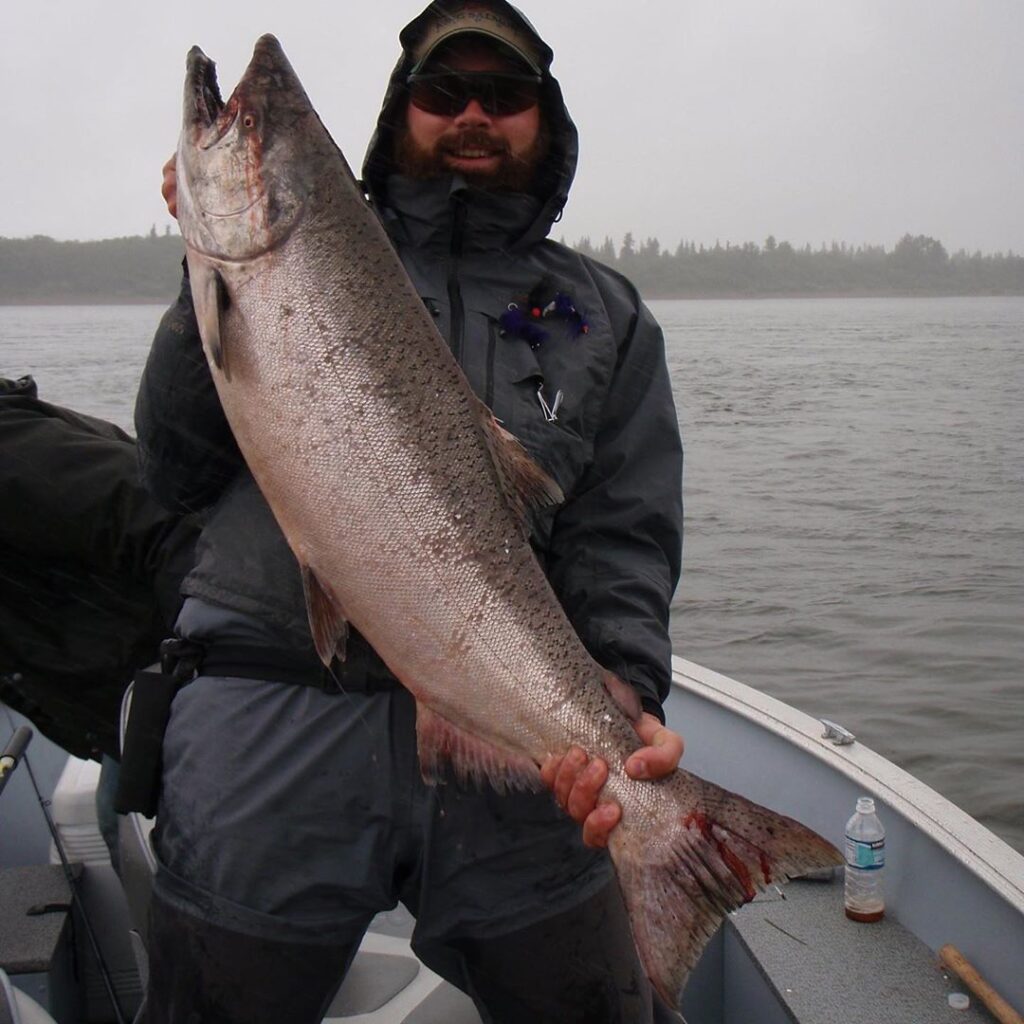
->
<box><xmin>939</xmin><ymin>944</ymin><xmax>1024</xmax><ymax>1024</ymax></box>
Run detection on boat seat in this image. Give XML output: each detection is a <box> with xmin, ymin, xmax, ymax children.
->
<box><xmin>0</xmin><ymin>869</ymin><xmax>77</xmax><ymax>1024</ymax></box>
<box><xmin>0</xmin><ymin>967</ymin><xmax>58</xmax><ymax>1024</ymax></box>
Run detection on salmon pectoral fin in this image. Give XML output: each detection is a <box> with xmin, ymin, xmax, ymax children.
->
<box><xmin>188</xmin><ymin>257</ymin><xmax>231</xmax><ymax>381</ymax></box>
<box><xmin>300</xmin><ymin>564</ymin><xmax>349</xmax><ymax>666</ymax></box>
<box><xmin>611</xmin><ymin>769</ymin><xmax>843</xmax><ymax>1009</ymax></box>
<box><xmin>415</xmin><ymin>703</ymin><xmax>543</xmax><ymax>794</ymax></box>
<box><xmin>476</xmin><ymin>403</ymin><xmax>564</xmax><ymax>527</ymax></box>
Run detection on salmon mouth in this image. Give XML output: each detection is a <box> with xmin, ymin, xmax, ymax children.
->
<box><xmin>185</xmin><ymin>45</ymin><xmax>249</xmax><ymax>153</ymax></box>
<box><xmin>186</xmin><ymin>46</ymin><xmax>225</xmax><ymax>130</ymax></box>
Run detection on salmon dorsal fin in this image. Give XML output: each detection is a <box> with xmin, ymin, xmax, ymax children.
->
<box><xmin>188</xmin><ymin>258</ymin><xmax>231</xmax><ymax>381</ymax></box>
<box><xmin>301</xmin><ymin>564</ymin><xmax>349</xmax><ymax>666</ymax></box>
<box><xmin>475</xmin><ymin>401</ymin><xmax>564</xmax><ymax>527</ymax></box>
<box><xmin>415</xmin><ymin>703</ymin><xmax>542</xmax><ymax>794</ymax></box>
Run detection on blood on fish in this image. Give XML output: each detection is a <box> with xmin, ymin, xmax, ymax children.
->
<box><xmin>683</xmin><ymin>811</ymin><xmax>759</xmax><ymax>902</ymax></box>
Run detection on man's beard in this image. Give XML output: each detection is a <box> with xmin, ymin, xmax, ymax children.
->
<box><xmin>394</xmin><ymin>124</ymin><xmax>550</xmax><ymax>193</ymax></box>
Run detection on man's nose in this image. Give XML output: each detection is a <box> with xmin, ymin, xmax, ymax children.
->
<box><xmin>453</xmin><ymin>98</ymin><xmax>493</xmax><ymax>126</ymax></box>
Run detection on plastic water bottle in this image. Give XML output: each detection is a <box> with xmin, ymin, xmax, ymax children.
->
<box><xmin>844</xmin><ymin>796</ymin><xmax>885</xmax><ymax>921</ymax></box>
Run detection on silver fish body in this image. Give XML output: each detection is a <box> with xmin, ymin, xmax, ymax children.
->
<box><xmin>176</xmin><ymin>35</ymin><xmax>841</xmax><ymax>1005</ymax></box>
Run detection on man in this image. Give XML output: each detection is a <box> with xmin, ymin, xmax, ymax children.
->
<box><xmin>137</xmin><ymin>2</ymin><xmax>683</xmax><ymax>1021</ymax></box>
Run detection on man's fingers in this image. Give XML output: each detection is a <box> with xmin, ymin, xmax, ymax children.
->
<box><xmin>541</xmin><ymin>717</ymin><xmax>682</xmax><ymax>841</ymax></box>
<box><xmin>539</xmin><ymin>753</ymin><xmax>561</xmax><ymax>790</ymax></box>
<box><xmin>624</xmin><ymin>739</ymin><xmax>682</xmax><ymax>779</ymax></box>
<box><xmin>550</xmin><ymin>746</ymin><xmax>587</xmax><ymax>810</ymax></box>
<box><xmin>161</xmin><ymin>153</ymin><xmax>178</xmax><ymax>219</ymax></box>
<box><xmin>582</xmin><ymin>801</ymin><xmax>621</xmax><ymax>848</ymax></box>
<box><xmin>566</xmin><ymin>757</ymin><xmax>606</xmax><ymax>822</ymax></box>
<box><xmin>540</xmin><ymin>747</ymin><xmax>610</xmax><ymax>826</ymax></box>
<box><xmin>626</xmin><ymin>714</ymin><xmax>684</xmax><ymax>780</ymax></box>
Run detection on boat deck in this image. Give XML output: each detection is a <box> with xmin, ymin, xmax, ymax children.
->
<box><xmin>320</xmin><ymin>872</ymin><xmax>998</xmax><ymax>1023</ymax></box>
<box><xmin>0</xmin><ymin>866</ymin><xmax>1000</xmax><ymax>1024</ymax></box>
<box><xmin>716</xmin><ymin>874</ymin><xmax>992</xmax><ymax>1023</ymax></box>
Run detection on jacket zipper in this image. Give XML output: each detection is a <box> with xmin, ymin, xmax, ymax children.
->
<box><xmin>447</xmin><ymin>197</ymin><xmax>467</xmax><ymax>362</ymax></box>
<box><xmin>485</xmin><ymin>318</ymin><xmax>497</xmax><ymax>409</ymax></box>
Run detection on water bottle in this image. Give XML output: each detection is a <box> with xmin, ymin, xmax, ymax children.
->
<box><xmin>844</xmin><ymin>796</ymin><xmax>885</xmax><ymax>921</ymax></box>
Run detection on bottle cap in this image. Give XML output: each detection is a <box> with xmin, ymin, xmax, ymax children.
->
<box><xmin>856</xmin><ymin>796</ymin><xmax>875</xmax><ymax>814</ymax></box>
<box><xmin>948</xmin><ymin>992</ymin><xmax>970</xmax><ymax>1010</ymax></box>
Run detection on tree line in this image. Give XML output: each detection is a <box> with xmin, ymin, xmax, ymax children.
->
<box><xmin>568</xmin><ymin>233</ymin><xmax>1024</xmax><ymax>297</ymax></box>
<box><xmin>0</xmin><ymin>230</ymin><xmax>1021</xmax><ymax>303</ymax></box>
<box><xmin>0</xmin><ymin>230</ymin><xmax>183</xmax><ymax>304</ymax></box>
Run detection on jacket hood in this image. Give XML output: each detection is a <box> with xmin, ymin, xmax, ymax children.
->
<box><xmin>361</xmin><ymin>0</ymin><xmax>578</xmax><ymax>246</ymax></box>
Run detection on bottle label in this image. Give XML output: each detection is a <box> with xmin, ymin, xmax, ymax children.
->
<box><xmin>845</xmin><ymin>836</ymin><xmax>885</xmax><ymax>869</ymax></box>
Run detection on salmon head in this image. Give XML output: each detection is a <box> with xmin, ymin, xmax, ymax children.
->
<box><xmin>176</xmin><ymin>35</ymin><xmax>317</xmax><ymax>263</ymax></box>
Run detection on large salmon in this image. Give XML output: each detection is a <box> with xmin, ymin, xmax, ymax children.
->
<box><xmin>175</xmin><ymin>35</ymin><xmax>841</xmax><ymax>1006</ymax></box>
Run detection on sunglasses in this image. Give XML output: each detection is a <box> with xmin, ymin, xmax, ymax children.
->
<box><xmin>407</xmin><ymin>72</ymin><xmax>542</xmax><ymax>118</ymax></box>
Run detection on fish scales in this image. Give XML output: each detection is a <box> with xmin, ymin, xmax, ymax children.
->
<box><xmin>175</xmin><ymin>34</ymin><xmax>842</xmax><ymax>1007</ymax></box>
<box><xmin>194</xmin><ymin>153</ymin><xmax>608</xmax><ymax>763</ymax></box>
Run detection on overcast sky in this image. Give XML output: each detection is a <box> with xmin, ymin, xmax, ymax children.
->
<box><xmin>3</xmin><ymin>0</ymin><xmax>1022</xmax><ymax>254</ymax></box>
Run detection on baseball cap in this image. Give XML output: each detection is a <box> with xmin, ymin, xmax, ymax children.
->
<box><xmin>408</xmin><ymin>1</ymin><xmax>543</xmax><ymax>76</ymax></box>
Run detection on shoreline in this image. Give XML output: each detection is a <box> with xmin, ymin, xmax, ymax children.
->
<box><xmin>643</xmin><ymin>289</ymin><xmax>1024</xmax><ymax>301</ymax></box>
<box><xmin>0</xmin><ymin>297</ymin><xmax>173</xmax><ymax>307</ymax></box>
<box><xmin>2</xmin><ymin>291</ymin><xmax>1022</xmax><ymax>307</ymax></box>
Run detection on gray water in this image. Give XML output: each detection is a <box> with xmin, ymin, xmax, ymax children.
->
<box><xmin>1</xmin><ymin>297</ymin><xmax>1022</xmax><ymax>854</ymax></box>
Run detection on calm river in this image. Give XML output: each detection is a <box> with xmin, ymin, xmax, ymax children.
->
<box><xmin>2</xmin><ymin>296</ymin><xmax>1022</xmax><ymax>853</ymax></box>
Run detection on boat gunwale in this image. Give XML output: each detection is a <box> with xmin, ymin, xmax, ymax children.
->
<box><xmin>670</xmin><ymin>655</ymin><xmax>1024</xmax><ymax>911</ymax></box>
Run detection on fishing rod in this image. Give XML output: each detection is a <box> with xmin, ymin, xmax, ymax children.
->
<box><xmin>0</xmin><ymin>725</ymin><xmax>31</xmax><ymax>799</ymax></box>
<box><xmin>1</xmin><ymin>716</ymin><xmax>128</xmax><ymax>1024</ymax></box>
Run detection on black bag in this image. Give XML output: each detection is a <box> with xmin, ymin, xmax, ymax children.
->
<box><xmin>114</xmin><ymin>640</ymin><xmax>202</xmax><ymax>817</ymax></box>
<box><xmin>0</xmin><ymin>375</ymin><xmax>198</xmax><ymax>761</ymax></box>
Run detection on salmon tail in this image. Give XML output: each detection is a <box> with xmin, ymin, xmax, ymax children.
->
<box><xmin>610</xmin><ymin>769</ymin><xmax>843</xmax><ymax>1008</ymax></box>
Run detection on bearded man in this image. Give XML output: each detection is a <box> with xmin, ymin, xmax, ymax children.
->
<box><xmin>135</xmin><ymin>2</ymin><xmax>684</xmax><ymax>1021</ymax></box>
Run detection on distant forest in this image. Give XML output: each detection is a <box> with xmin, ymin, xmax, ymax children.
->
<box><xmin>0</xmin><ymin>231</ymin><xmax>185</xmax><ymax>305</ymax></box>
<box><xmin>1</xmin><ymin>228</ymin><xmax>1022</xmax><ymax>303</ymax></box>
<box><xmin>567</xmin><ymin>232</ymin><xmax>1024</xmax><ymax>298</ymax></box>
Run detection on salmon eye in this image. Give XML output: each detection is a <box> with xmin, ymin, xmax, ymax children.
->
<box><xmin>242</xmin><ymin>112</ymin><xmax>257</xmax><ymax>130</ymax></box>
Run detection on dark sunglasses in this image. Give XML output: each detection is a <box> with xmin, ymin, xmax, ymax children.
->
<box><xmin>406</xmin><ymin>71</ymin><xmax>541</xmax><ymax>117</ymax></box>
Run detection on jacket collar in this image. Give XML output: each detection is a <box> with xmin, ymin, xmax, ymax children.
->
<box><xmin>381</xmin><ymin>173</ymin><xmax>547</xmax><ymax>253</ymax></box>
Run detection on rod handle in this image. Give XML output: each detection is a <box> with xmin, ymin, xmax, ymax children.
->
<box><xmin>0</xmin><ymin>725</ymin><xmax>33</xmax><ymax>797</ymax></box>
<box><xmin>939</xmin><ymin>943</ymin><xmax>1024</xmax><ymax>1024</ymax></box>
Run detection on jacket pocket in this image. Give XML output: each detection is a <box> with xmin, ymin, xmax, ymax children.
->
<box><xmin>487</xmin><ymin>323</ymin><xmax>591</xmax><ymax>496</ymax></box>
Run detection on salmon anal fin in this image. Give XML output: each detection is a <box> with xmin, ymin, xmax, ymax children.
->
<box><xmin>476</xmin><ymin>401</ymin><xmax>563</xmax><ymax>528</ymax></box>
<box><xmin>188</xmin><ymin>257</ymin><xmax>231</xmax><ymax>381</ymax></box>
<box><xmin>415</xmin><ymin>702</ymin><xmax>542</xmax><ymax>794</ymax></box>
<box><xmin>301</xmin><ymin>564</ymin><xmax>349</xmax><ymax>666</ymax></box>
<box><xmin>610</xmin><ymin>769</ymin><xmax>843</xmax><ymax>1009</ymax></box>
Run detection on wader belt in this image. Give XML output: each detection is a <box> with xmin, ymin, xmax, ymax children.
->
<box><xmin>151</xmin><ymin>636</ymin><xmax>397</xmax><ymax>695</ymax></box>
<box><xmin>114</xmin><ymin>637</ymin><xmax>397</xmax><ymax>817</ymax></box>
<box><xmin>197</xmin><ymin>642</ymin><xmax>398</xmax><ymax>694</ymax></box>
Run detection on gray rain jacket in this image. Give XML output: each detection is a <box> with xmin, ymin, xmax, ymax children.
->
<box><xmin>135</xmin><ymin>0</ymin><xmax>682</xmax><ymax>716</ymax></box>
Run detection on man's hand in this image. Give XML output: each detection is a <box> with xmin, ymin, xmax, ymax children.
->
<box><xmin>540</xmin><ymin>712</ymin><xmax>684</xmax><ymax>848</ymax></box>
<box><xmin>162</xmin><ymin>154</ymin><xmax>178</xmax><ymax>219</ymax></box>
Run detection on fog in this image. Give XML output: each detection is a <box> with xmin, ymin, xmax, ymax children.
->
<box><xmin>2</xmin><ymin>0</ymin><xmax>1021</xmax><ymax>254</ymax></box>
